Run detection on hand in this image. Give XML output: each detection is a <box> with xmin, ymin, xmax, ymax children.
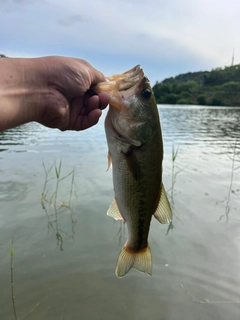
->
<box><xmin>0</xmin><ymin>56</ymin><xmax>110</xmax><ymax>131</ymax></box>
<box><xmin>37</xmin><ymin>56</ymin><xmax>110</xmax><ymax>131</ymax></box>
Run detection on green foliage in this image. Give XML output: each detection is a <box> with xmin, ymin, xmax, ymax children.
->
<box><xmin>197</xmin><ymin>94</ymin><xmax>207</xmax><ymax>105</ymax></box>
<box><xmin>177</xmin><ymin>98</ymin><xmax>194</xmax><ymax>105</ymax></box>
<box><xmin>164</xmin><ymin>93</ymin><xmax>179</xmax><ymax>104</ymax></box>
<box><xmin>210</xmin><ymin>95</ymin><xmax>223</xmax><ymax>106</ymax></box>
<box><xmin>153</xmin><ymin>64</ymin><xmax>240</xmax><ymax>106</ymax></box>
<box><xmin>219</xmin><ymin>81</ymin><xmax>240</xmax><ymax>92</ymax></box>
<box><xmin>0</xmin><ymin>54</ymin><xmax>7</xmax><ymax>58</ymax></box>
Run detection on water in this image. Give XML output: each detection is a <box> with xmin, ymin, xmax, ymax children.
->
<box><xmin>0</xmin><ymin>105</ymin><xmax>240</xmax><ymax>320</ymax></box>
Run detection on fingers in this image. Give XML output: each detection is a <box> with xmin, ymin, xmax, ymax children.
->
<box><xmin>98</xmin><ymin>92</ymin><xmax>110</xmax><ymax>110</ymax></box>
<box><xmin>72</xmin><ymin>107</ymin><xmax>102</xmax><ymax>131</ymax></box>
<box><xmin>86</xmin><ymin>63</ymin><xmax>106</xmax><ymax>84</ymax></box>
<box><xmin>67</xmin><ymin>92</ymin><xmax>110</xmax><ymax>131</ymax></box>
<box><xmin>91</xmin><ymin>69</ymin><xmax>106</xmax><ymax>84</ymax></box>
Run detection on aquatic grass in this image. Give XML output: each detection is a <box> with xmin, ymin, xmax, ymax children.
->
<box><xmin>41</xmin><ymin>160</ymin><xmax>77</xmax><ymax>251</ymax></box>
<box><xmin>10</xmin><ymin>239</ymin><xmax>48</xmax><ymax>320</ymax></box>
<box><xmin>179</xmin><ymin>283</ymin><xmax>240</xmax><ymax>304</ymax></box>
<box><xmin>218</xmin><ymin>139</ymin><xmax>240</xmax><ymax>222</ymax></box>
<box><xmin>166</xmin><ymin>144</ymin><xmax>186</xmax><ymax>234</ymax></box>
<box><xmin>10</xmin><ymin>238</ymin><xmax>17</xmax><ymax>320</ymax></box>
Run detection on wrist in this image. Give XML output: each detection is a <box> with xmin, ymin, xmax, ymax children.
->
<box><xmin>0</xmin><ymin>58</ymin><xmax>47</xmax><ymax>131</ymax></box>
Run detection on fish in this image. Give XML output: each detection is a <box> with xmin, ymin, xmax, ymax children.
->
<box><xmin>92</xmin><ymin>65</ymin><xmax>172</xmax><ymax>277</ymax></box>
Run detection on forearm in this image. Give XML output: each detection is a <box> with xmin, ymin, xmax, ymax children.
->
<box><xmin>0</xmin><ymin>56</ymin><xmax>109</xmax><ymax>132</ymax></box>
<box><xmin>0</xmin><ymin>58</ymin><xmax>46</xmax><ymax>131</ymax></box>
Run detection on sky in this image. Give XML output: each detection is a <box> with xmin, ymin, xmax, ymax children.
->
<box><xmin>1</xmin><ymin>0</ymin><xmax>240</xmax><ymax>84</ymax></box>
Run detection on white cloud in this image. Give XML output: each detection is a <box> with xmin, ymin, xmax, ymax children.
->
<box><xmin>1</xmin><ymin>0</ymin><xmax>240</xmax><ymax>82</ymax></box>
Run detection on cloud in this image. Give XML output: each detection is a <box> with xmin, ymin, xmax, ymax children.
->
<box><xmin>57</xmin><ymin>14</ymin><xmax>88</xmax><ymax>27</ymax></box>
<box><xmin>1</xmin><ymin>0</ymin><xmax>240</xmax><ymax>82</ymax></box>
<box><xmin>0</xmin><ymin>0</ymin><xmax>45</xmax><ymax>6</ymax></box>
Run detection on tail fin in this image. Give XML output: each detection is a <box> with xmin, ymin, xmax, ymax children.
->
<box><xmin>115</xmin><ymin>243</ymin><xmax>152</xmax><ymax>277</ymax></box>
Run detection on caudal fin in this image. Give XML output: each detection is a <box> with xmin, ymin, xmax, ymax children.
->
<box><xmin>115</xmin><ymin>244</ymin><xmax>152</xmax><ymax>277</ymax></box>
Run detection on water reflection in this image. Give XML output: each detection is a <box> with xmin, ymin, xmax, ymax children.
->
<box><xmin>41</xmin><ymin>160</ymin><xmax>77</xmax><ymax>251</ymax></box>
<box><xmin>1</xmin><ymin>106</ymin><xmax>240</xmax><ymax>320</ymax></box>
<box><xmin>1</xmin><ymin>106</ymin><xmax>240</xmax><ymax>155</ymax></box>
<box><xmin>217</xmin><ymin>139</ymin><xmax>240</xmax><ymax>222</ymax></box>
<box><xmin>160</xmin><ymin>106</ymin><xmax>240</xmax><ymax>154</ymax></box>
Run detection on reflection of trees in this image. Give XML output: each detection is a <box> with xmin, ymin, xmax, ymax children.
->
<box><xmin>161</xmin><ymin>107</ymin><xmax>240</xmax><ymax>152</ymax></box>
<box><xmin>41</xmin><ymin>161</ymin><xmax>77</xmax><ymax>251</ymax></box>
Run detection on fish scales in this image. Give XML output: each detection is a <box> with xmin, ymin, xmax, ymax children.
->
<box><xmin>107</xmin><ymin>122</ymin><xmax>162</xmax><ymax>250</ymax></box>
<box><xmin>92</xmin><ymin>65</ymin><xmax>172</xmax><ymax>277</ymax></box>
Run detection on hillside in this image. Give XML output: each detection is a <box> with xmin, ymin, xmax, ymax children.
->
<box><xmin>1</xmin><ymin>54</ymin><xmax>240</xmax><ymax>106</ymax></box>
<box><xmin>153</xmin><ymin>65</ymin><xmax>240</xmax><ymax>106</ymax></box>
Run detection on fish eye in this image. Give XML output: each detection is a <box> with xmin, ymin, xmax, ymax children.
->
<box><xmin>141</xmin><ymin>88</ymin><xmax>151</xmax><ymax>99</ymax></box>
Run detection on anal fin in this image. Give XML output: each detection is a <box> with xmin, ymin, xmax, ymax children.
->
<box><xmin>107</xmin><ymin>198</ymin><xmax>124</xmax><ymax>220</ymax></box>
<box><xmin>154</xmin><ymin>184</ymin><xmax>172</xmax><ymax>224</ymax></box>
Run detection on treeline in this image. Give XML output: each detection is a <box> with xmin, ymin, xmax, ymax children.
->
<box><xmin>153</xmin><ymin>65</ymin><xmax>240</xmax><ymax>106</ymax></box>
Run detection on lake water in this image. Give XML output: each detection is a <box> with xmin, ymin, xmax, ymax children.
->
<box><xmin>0</xmin><ymin>105</ymin><xmax>240</xmax><ymax>320</ymax></box>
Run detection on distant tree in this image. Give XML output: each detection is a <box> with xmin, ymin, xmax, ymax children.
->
<box><xmin>164</xmin><ymin>93</ymin><xmax>179</xmax><ymax>104</ymax></box>
<box><xmin>0</xmin><ymin>54</ymin><xmax>7</xmax><ymax>58</ymax></box>
<box><xmin>177</xmin><ymin>98</ymin><xmax>193</xmax><ymax>105</ymax></box>
<box><xmin>210</xmin><ymin>95</ymin><xmax>222</xmax><ymax>106</ymax></box>
<box><xmin>153</xmin><ymin>63</ymin><xmax>240</xmax><ymax>106</ymax></box>
<box><xmin>220</xmin><ymin>81</ymin><xmax>240</xmax><ymax>92</ymax></box>
<box><xmin>178</xmin><ymin>81</ymin><xmax>198</xmax><ymax>93</ymax></box>
<box><xmin>197</xmin><ymin>94</ymin><xmax>207</xmax><ymax>105</ymax></box>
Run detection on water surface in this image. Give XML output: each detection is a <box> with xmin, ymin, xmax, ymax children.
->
<box><xmin>0</xmin><ymin>105</ymin><xmax>240</xmax><ymax>320</ymax></box>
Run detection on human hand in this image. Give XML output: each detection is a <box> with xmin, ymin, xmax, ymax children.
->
<box><xmin>37</xmin><ymin>56</ymin><xmax>110</xmax><ymax>131</ymax></box>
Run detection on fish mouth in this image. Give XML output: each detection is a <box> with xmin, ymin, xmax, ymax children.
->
<box><xmin>91</xmin><ymin>65</ymin><xmax>146</xmax><ymax>109</ymax></box>
<box><xmin>106</xmin><ymin>65</ymin><xmax>144</xmax><ymax>91</ymax></box>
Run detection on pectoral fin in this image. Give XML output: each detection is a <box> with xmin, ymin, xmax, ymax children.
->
<box><xmin>154</xmin><ymin>184</ymin><xmax>172</xmax><ymax>224</ymax></box>
<box><xmin>122</xmin><ymin>146</ymin><xmax>141</xmax><ymax>180</ymax></box>
<box><xmin>107</xmin><ymin>198</ymin><xmax>124</xmax><ymax>220</ymax></box>
<box><xmin>106</xmin><ymin>151</ymin><xmax>112</xmax><ymax>171</ymax></box>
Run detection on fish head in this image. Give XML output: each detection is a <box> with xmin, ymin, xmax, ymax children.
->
<box><xmin>92</xmin><ymin>65</ymin><xmax>159</xmax><ymax>146</ymax></box>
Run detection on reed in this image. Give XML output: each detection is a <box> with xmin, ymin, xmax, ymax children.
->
<box><xmin>10</xmin><ymin>238</ymin><xmax>17</xmax><ymax>320</ymax></box>
<box><xmin>218</xmin><ymin>139</ymin><xmax>240</xmax><ymax>222</ymax></box>
<box><xmin>179</xmin><ymin>283</ymin><xmax>240</xmax><ymax>304</ymax></box>
<box><xmin>41</xmin><ymin>160</ymin><xmax>77</xmax><ymax>251</ymax></box>
<box><xmin>166</xmin><ymin>144</ymin><xmax>186</xmax><ymax>234</ymax></box>
<box><xmin>10</xmin><ymin>239</ymin><xmax>48</xmax><ymax>320</ymax></box>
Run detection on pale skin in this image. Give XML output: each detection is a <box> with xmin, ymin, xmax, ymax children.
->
<box><xmin>0</xmin><ymin>56</ymin><xmax>110</xmax><ymax>132</ymax></box>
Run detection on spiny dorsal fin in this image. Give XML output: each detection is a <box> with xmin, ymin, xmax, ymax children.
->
<box><xmin>154</xmin><ymin>184</ymin><xmax>172</xmax><ymax>224</ymax></box>
<box><xmin>107</xmin><ymin>198</ymin><xmax>124</xmax><ymax>220</ymax></box>
<box><xmin>115</xmin><ymin>243</ymin><xmax>152</xmax><ymax>277</ymax></box>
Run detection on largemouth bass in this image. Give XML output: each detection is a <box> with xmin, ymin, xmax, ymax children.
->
<box><xmin>92</xmin><ymin>65</ymin><xmax>172</xmax><ymax>277</ymax></box>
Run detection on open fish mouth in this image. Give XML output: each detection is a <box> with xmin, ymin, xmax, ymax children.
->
<box><xmin>106</xmin><ymin>65</ymin><xmax>144</xmax><ymax>91</ymax></box>
<box><xmin>91</xmin><ymin>65</ymin><xmax>148</xmax><ymax>109</ymax></box>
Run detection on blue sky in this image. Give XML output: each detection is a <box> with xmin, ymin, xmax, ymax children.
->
<box><xmin>1</xmin><ymin>0</ymin><xmax>239</xmax><ymax>84</ymax></box>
